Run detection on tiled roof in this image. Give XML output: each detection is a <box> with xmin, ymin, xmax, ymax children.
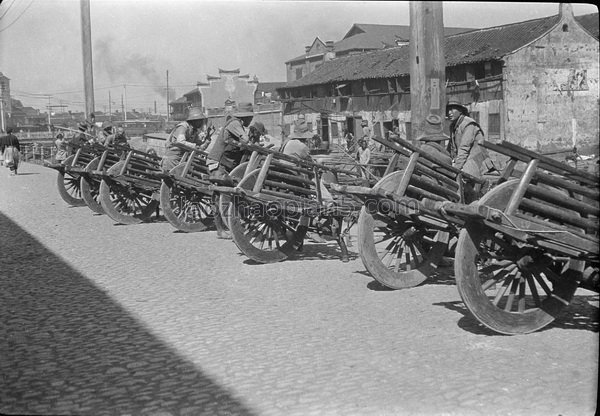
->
<box><xmin>337</xmin><ymin>23</ymin><xmax>472</xmax><ymax>51</ymax></box>
<box><xmin>169</xmin><ymin>96</ymin><xmax>189</xmax><ymax>105</ymax></box>
<box><xmin>256</xmin><ymin>82</ymin><xmax>287</xmax><ymax>93</ymax></box>
<box><xmin>283</xmin><ymin>13</ymin><xmax>599</xmax><ymax>88</ymax></box>
<box><xmin>286</xmin><ymin>23</ymin><xmax>475</xmax><ymax>63</ymax></box>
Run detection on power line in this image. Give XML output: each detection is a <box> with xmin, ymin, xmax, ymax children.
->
<box><xmin>0</xmin><ymin>0</ymin><xmax>17</xmax><ymax>21</ymax></box>
<box><xmin>0</xmin><ymin>0</ymin><xmax>35</xmax><ymax>33</ymax></box>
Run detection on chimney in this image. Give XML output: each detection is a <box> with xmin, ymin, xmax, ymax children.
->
<box><xmin>326</xmin><ymin>41</ymin><xmax>334</xmax><ymax>51</ymax></box>
<box><xmin>305</xmin><ymin>46</ymin><xmax>311</xmax><ymax>54</ymax></box>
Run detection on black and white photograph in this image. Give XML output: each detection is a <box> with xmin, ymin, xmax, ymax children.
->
<box><xmin>1</xmin><ymin>1</ymin><xmax>598</xmax><ymax>415</ymax></box>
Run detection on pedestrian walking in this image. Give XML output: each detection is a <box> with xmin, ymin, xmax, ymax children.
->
<box><xmin>0</xmin><ymin>128</ymin><xmax>21</xmax><ymax>175</ymax></box>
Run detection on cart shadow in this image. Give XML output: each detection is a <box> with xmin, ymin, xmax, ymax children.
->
<box><xmin>241</xmin><ymin>242</ymin><xmax>359</xmax><ymax>264</ymax></box>
<box><xmin>359</xmin><ymin>268</ymin><xmax>456</xmax><ymax>291</ymax></box>
<box><xmin>434</xmin><ymin>296</ymin><xmax>599</xmax><ymax>335</ymax></box>
<box><xmin>0</xmin><ymin>212</ymin><xmax>257</xmax><ymax>416</ymax></box>
<box><xmin>8</xmin><ymin>172</ymin><xmax>40</xmax><ymax>176</ymax></box>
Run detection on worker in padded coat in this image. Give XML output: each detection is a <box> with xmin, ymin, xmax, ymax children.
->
<box><xmin>446</xmin><ymin>101</ymin><xmax>495</xmax><ymax>202</ymax></box>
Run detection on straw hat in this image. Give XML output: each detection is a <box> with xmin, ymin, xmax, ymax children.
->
<box><xmin>233</xmin><ymin>102</ymin><xmax>254</xmax><ymax>118</ymax></box>
<box><xmin>446</xmin><ymin>100</ymin><xmax>469</xmax><ymax>115</ymax></box>
<box><xmin>187</xmin><ymin>107</ymin><xmax>207</xmax><ymax>121</ymax></box>
<box><xmin>416</xmin><ymin>114</ymin><xmax>449</xmax><ymax>142</ymax></box>
<box><xmin>289</xmin><ymin>120</ymin><xmax>313</xmax><ymax>140</ymax></box>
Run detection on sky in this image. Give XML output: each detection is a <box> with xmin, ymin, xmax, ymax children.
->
<box><xmin>0</xmin><ymin>0</ymin><xmax>597</xmax><ymax>116</ymax></box>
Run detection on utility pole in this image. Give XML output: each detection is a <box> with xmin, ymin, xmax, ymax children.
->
<box><xmin>0</xmin><ymin>99</ymin><xmax>5</xmax><ymax>133</ymax></box>
<box><xmin>47</xmin><ymin>96</ymin><xmax>52</xmax><ymax>132</ymax></box>
<box><xmin>123</xmin><ymin>85</ymin><xmax>128</xmax><ymax>121</ymax></box>
<box><xmin>166</xmin><ymin>70</ymin><xmax>170</xmax><ymax>121</ymax></box>
<box><xmin>108</xmin><ymin>91</ymin><xmax>112</xmax><ymax>121</ymax></box>
<box><xmin>121</xmin><ymin>94</ymin><xmax>125</xmax><ymax>119</ymax></box>
<box><xmin>80</xmin><ymin>0</ymin><xmax>95</xmax><ymax>119</ymax></box>
<box><xmin>409</xmin><ymin>1</ymin><xmax>446</xmax><ymax>141</ymax></box>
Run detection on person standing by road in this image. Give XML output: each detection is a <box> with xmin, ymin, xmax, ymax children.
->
<box><xmin>446</xmin><ymin>101</ymin><xmax>495</xmax><ymax>201</ymax></box>
<box><xmin>343</xmin><ymin>128</ymin><xmax>355</xmax><ymax>154</ymax></box>
<box><xmin>0</xmin><ymin>128</ymin><xmax>21</xmax><ymax>176</ymax></box>
<box><xmin>54</xmin><ymin>133</ymin><xmax>70</xmax><ymax>164</ymax></box>
<box><xmin>356</xmin><ymin>138</ymin><xmax>371</xmax><ymax>178</ymax></box>
<box><xmin>161</xmin><ymin>107</ymin><xmax>208</xmax><ymax>171</ymax></box>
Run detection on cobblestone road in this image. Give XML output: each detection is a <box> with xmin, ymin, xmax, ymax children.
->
<box><xmin>1</xmin><ymin>163</ymin><xmax>598</xmax><ymax>416</ymax></box>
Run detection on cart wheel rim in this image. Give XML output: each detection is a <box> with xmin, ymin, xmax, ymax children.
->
<box><xmin>56</xmin><ymin>155</ymin><xmax>86</xmax><ymax>207</ymax></box>
<box><xmin>357</xmin><ymin>170</ymin><xmax>447</xmax><ymax>289</ymax></box>
<box><xmin>160</xmin><ymin>164</ymin><xmax>214</xmax><ymax>232</ymax></box>
<box><xmin>228</xmin><ymin>170</ymin><xmax>298</xmax><ymax>263</ymax></box>
<box><xmin>80</xmin><ymin>157</ymin><xmax>105</xmax><ymax>214</ymax></box>
<box><xmin>455</xmin><ymin>180</ymin><xmax>580</xmax><ymax>335</ymax></box>
<box><xmin>98</xmin><ymin>161</ymin><xmax>159</xmax><ymax>225</ymax></box>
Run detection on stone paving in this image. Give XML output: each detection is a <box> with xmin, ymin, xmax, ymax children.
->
<box><xmin>0</xmin><ymin>162</ymin><xmax>598</xmax><ymax>416</ymax></box>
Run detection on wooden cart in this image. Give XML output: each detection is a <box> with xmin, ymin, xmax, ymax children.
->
<box><xmin>330</xmin><ymin>135</ymin><xmax>492</xmax><ymax>289</ymax></box>
<box><xmin>98</xmin><ymin>147</ymin><xmax>171</xmax><ymax>225</ymax></box>
<box><xmin>79</xmin><ymin>144</ymin><xmax>128</xmax><ymax>214</ymax></box>
<box><xmin>44</xmin><ymin>143</ymin><xmax>107</xmax><ymax>207</ymax></box>
<box><xmin>452</xmin><ymin>140</ymin><xmax>598</xmax><ymax>334</ymax></box>
<box><xmin>211</xmin><ymin>142</ymin><xmax>366</xmax><ymax>263</ymax></box>
<box><xmin>159</xmin><ymin>142</ymin><xmax>272</xmax><ymax>233</ymax></box>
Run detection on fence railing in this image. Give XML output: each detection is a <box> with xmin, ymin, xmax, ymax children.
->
<box><xmin>19</xmin><ymin>144</ymin><xmax>57</xmax><ymax>165</ymax></box>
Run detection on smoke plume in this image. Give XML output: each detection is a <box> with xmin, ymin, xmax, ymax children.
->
<box><xmin>94</xmin><ymin>37</ymin><xmax>177</xmax><ymax>100</ymax></box>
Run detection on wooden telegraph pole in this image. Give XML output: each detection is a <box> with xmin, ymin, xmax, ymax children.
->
<box><xmin>80</xmin><ymin>0</ymin><xmax>95</xmax><ymax>119</ymax></box>
<box><xmin>409</xmin><ymin>1</ymin><xmax>446</xmax><ymax>141</ymax></box>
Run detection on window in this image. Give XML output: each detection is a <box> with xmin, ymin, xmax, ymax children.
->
<box><xmin>562</xmin><ymin>24</ymin><xmax>569</xmax><ymax>32</ymax></box>
<box><xmin>488</xmin><ymin>113</ymin><xmax>501</xmax><ymax>139</ymax></box>
<box><xmin>295</xmin><ymin>68</ymin><xmax>303</xmax><ymax>80</ymax></box>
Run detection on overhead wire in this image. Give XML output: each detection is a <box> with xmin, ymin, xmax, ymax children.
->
<box><xmin>0</xmin><ymin>0</ymin><xmax>35</xmax><ymax>33</ymax></box>
<box><xmin>0</xmin><ymin>0</ymin><xmax>17</xmax><ymax>21</ymax></box>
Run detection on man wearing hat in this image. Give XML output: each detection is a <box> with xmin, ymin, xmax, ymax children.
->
<box><xmin>95</xmin><ymin>121</ymin><xmax>114</xmax><ymax>145</ymax></box>
<box><xmin>161</xmin><ymin>106</ymin><xmax>208</xmax><ymax>171</ymax></box>
<box><xmin>207</xmin><ymin>102</ymin><xmax>254</xmax><ymax>184</ymax></box>
<box><xmin>446</xmin><ymin>101</ymin><xmax>495</xmax><ymax>201</ymax></box>
<box><xmin>71</xmin><ymin>121</ymin><xmax>90</xmax><ymax>147</ymax></box>
<box><xmin>281</xmin><ymin>119</ymin><xmax>313</xmax><ymax>162</ymax></box>
<box><xmin>416</xmin><ymin>114</ymin><xmax>453</xmax><ymax>166</ymax></box>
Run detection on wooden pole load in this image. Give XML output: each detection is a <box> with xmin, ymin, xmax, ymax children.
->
<box><xmin>409</xmin><ymin>1</ymin><xmax>446</xmax><ymax>141</ymax></box>
<box><xmin>80</xmin><ymin>0</ymin><xmax>95</xmax><ymax>119</ymax></box>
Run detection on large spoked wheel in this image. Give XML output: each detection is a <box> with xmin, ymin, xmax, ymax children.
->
<box><xmin>455</xmin><ymin>179</ymin><xmax>580</xmax><ymax>335</ymax></box>
<box><xmin>80</xmin><ymin>157</ymin><xmax>105</xmax><ymax>215</ymax></box>
<box><xmin>56</xmin><ymin>155</ymin><xmax>86</xmax><ymax>207</ymax></box>
<box><xmin>160</xmin><ymin>164</ymin><xmax>214</xmax><ymax>232</ymax></box>
<box><xmin>358</xmin><ymin>171</ymin><xmax>449</xmax><ymax>289</ymax></box>
<box><xmin>99</xmin><ymin>161</ymin><xmax>159</xmax><ymax>225</ymax></box>
<box><xmin>228</xmin><ymin>169</ymin><xmax>299</xmax><ymax>263</ymax></box>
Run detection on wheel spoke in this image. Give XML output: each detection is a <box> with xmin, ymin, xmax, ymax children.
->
<box><xmin>503</xmin><ymin>271</ymin><xmax>521</xmax><ymax>312</ymax></box>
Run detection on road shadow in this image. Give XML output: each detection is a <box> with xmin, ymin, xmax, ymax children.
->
<box><xmin>434</xmin><ymin>295</ymin><xmax>599</xmax><ymax>336</ymax></box>
<box><xmin>0</xmin><ymin>212</ymin><xmax>256</xmax><ymax>416</ymax></box>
